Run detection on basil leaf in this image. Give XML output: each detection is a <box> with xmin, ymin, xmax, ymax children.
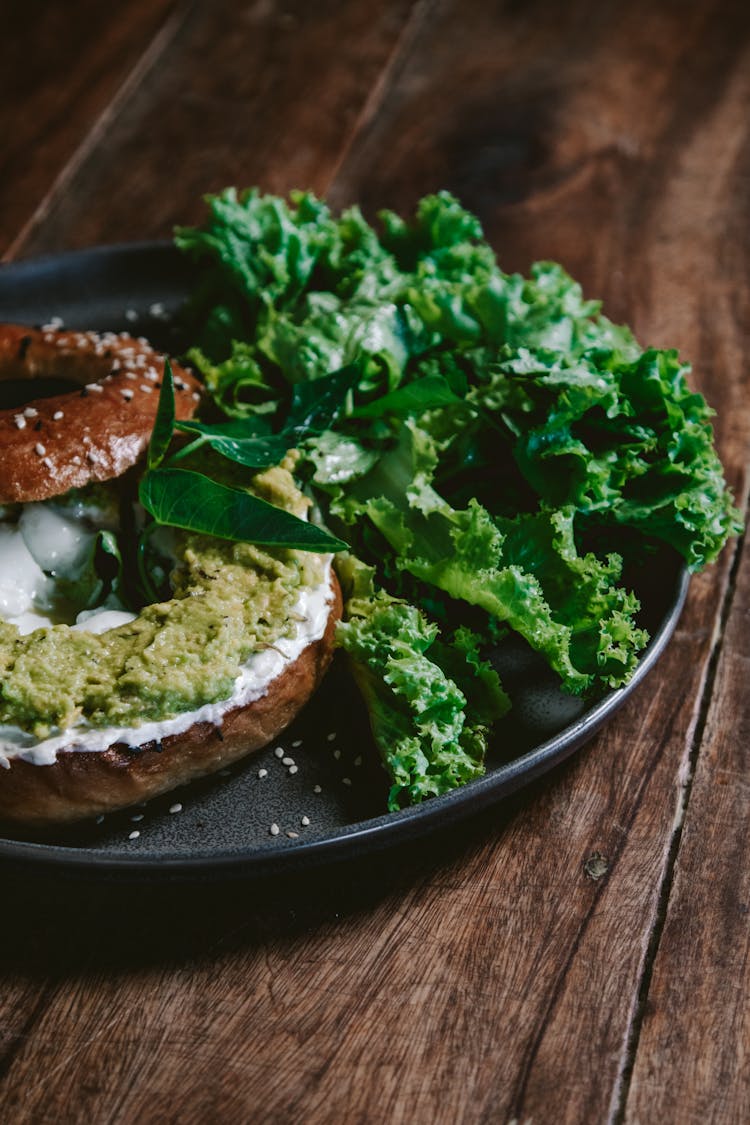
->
<box><xmin>176</xmin><ymin>416</ymin><xmax>272</xmax><ymax>439</ymax></box>
<box><xmin>351</xmin><ymin>374</ymin><xmax>463</xmax><ymax>419</ymax></box>
<box><xmin>175</xmin><ymin>416</ymin><xmax>293</xmax><ymax>469</ymax></box>
<box><xmin>286</xmin><ymin>364</ymin><xmax>360</xmax><ymax>431</ymax></box>
<box><xmin>148</xmin><ymin>358</ymin><xmax>175</xmax><ymax>469</ymax></box>
<box><xmin>139</xmin><ymin>468</ymin><xmax>347</xmax><ymax>552</ymax></box>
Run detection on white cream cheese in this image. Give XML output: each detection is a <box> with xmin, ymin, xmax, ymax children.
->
<box><xmin>0</xmin><ymin>562</ymin><xmax>333</xmax><ymax>768</ymax></box>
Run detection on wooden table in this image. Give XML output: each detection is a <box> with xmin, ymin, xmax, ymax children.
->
<box><xmin>2</xmin><ymin>3</ymin><xmax>749</xmax><ymax>1121</ymax></box>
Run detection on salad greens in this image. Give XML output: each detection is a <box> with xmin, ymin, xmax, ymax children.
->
<box><xmin>158</xmin><ymin>187</ymin><xmax>740</xmax><ymax>809</ymax></box>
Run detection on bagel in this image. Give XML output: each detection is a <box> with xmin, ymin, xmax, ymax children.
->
<box><xmin>0</xmin><ymin>324</ymin><xmax>340</xmax><ymax>826</ymax></box>
<box><xmin>0</xmin><ymin>323</ymin><xmax>202</xmax><ymax>504</ymax></box>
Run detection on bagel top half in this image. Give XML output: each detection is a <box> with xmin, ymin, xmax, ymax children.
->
<box><xmin>0</xmin><ymin>323</ymin><xmax>202</xmax><ymax>503</ymax></box>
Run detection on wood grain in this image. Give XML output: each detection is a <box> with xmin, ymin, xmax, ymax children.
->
<box><xmin>11</xmin><ymin>0</ymin><xmax>420</xmax><ymax>257</ymax></box>
<box><xmin>624</xmin><ymin>550</ymin><xmax>750</xmax><ymax>1121</ymax></box>
<box><xmin>1</xmin><ymin>1</ymin><xmax>749</xmax><ymax>1122</ymax></box>
<box><xmin>0</xmin><ymin>0</ymin><xmax>178</xmax><ymax>259</ymax></box>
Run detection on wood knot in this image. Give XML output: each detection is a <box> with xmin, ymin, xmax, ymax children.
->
<box><xmin>583</xmin><ymin>851</ymin><xmax>609</xmax><ymax>881</ymax></box>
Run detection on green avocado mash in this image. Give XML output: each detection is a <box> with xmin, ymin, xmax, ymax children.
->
<box><xmin>0</xmin><ymin>461</ymin><xmax>325</xmax><ymax>739</ymax></box>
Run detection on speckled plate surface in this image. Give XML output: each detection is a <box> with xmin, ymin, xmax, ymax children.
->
<box><xmin>0</xmin><ymin>244</ymin><xmax>689</xmax><ymax>882</ymax></box>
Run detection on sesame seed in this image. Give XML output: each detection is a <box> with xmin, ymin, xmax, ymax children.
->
<box><xmin>121</xmin><ymin>389</ymin><xmax>134</xmax><ymax>401</ymax></box>
<box><xmin>149</xmin><ymin>302</ymin><xmax>166</xmax><ymax>318</ymax></box>
<box><xmin>130</xmin><ymin>813</ymin><xmax>144</xmax><ymax>822</ymax></box>
<box><xmin>192</xmin><ymin>392</ymin><xmax>200</xmax><ymax>401</ymax></box>
<box><xmin>139</xmin><ymin>384</ymin><xmax>154</xmax><ymax>393</ymax></box>
<box><xmin>286</xmin><ymin>830</ymin><xmax>299</xmax><ymax>839</ymax></box>
<box><xmin>274</xmin><ymin>747</ymin><xmax>284</xmax><ymax>759</ymax></box>
<box><xmin>257</xmin><ymin>768</ymin><xmax>268</xmax><ymax>778</ymax></box>
<box><xmin>169</xmin><ymin>803</ymin><xmax>183</xmax><ymax>814</ymax></box>
<box><xmin>53</xmin><ymin>410</ymin><xmax>64</xmax><ymax>420</ymax></box>
<box><xmin>313</xmin><ymin>785</ymin><xmax>322</xmax><ymax>794</ymax></box>
<box><xmin>128</xmin><ymin>830</ymin><xmax>140</xmax><ymax>840</ymax></box>
<box><xmin>125</xmin><ymin>309</ymin><xmax>138</xmax><ymax>321</ymax></box>
<box><xmin>23</xmin><ymin>407</ymin><xmax>38</xmax><ymax>418</ymax></box>
<box><xmin>333</xmin><ymin>749</ymin><xmax>341</xmax><ymax>760</ymax></box>
<box><xmin>13</xmin><ymin>415</ymin><xmax>26</xmax><ymax>430</ymax></box>
<box><xmin>326</xmin><ymin>732</ymin><xmax>337</xmax><ymax>742</ymax></box>
<box><xmin>281</xmin><ymin>756</ymin><xmax>295</xmax><ymax>767</ymax></box>
<box><xmin>95</xmin><ymin>815</ymin><xmax>105</xmax><ymax>824</ymax></box>
<box><xmin>42</xmin><ymin>457</ymin><xmax>53</xmax><ymax>469</ymax></box>
<box><xmin>34</xmin><ymin>443</ymin><xmax>46</xmax><ymax>456</ymax></box>
<box><xmin>288</xmin><ymin>765</ymin><xmax>299</xmax><ymax>775</ymax></box>
<box><xmin>269</xmin><ymin>823</ymin><xmax>280</xmax><ymax>836</ymax></box>
<box><xmin>218</xmin><ymin>768</ymin><xmax>231</xmax><ymax>777</ymax></box>
<box><xmin>301</xmin><ymin>816</ymin><xmax>310</xmax><ymax>826</ymax></box>
<box><xmin>85</xmin><ymin>382</ymin><xmax>104</xmax><ymax>393</ymax></box>
<box><xmin>291</xmin><ymin>739</ymin><xmax>303</xmax><ymax>748</ymax></box>
<box><xmin>354</xmin><ymin>756</ymin><xmax>363</xmax><ymax>767</ymax></box>
<box><xmin>342</xmin><ymin>777</ymin><xmax>352</xmax><ymax>786</ymax></box>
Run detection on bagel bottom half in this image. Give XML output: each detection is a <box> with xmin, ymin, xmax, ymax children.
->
<box><xmin>0</xmin><ymin>576</ymin><xmax>341</xmax><ymax>827</ymax></box>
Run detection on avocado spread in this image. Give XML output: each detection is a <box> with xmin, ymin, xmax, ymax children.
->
<box><xmin>0</xmin><ymin>460</ymin><xmax>326</xmax><ymax>739</ymax></box>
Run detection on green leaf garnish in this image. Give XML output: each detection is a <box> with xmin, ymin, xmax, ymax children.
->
<box><xmin>139</xmin><ymin>468</ymin><xmax>346</xmax><ymax>552</ymax></box>
<box><xmin>148</xmin><ymin>358</ymin><xmax>175</xmax><ymax>469</ymax></box>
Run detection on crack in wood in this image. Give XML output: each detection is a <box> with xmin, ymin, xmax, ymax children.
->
<box><xmin>612</xmin><ymin>497</ymin><xmax>750</xmax><ymax>1124</ymax></box>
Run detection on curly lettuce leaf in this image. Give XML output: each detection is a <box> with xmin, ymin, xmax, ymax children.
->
<box><xmin>336</xmin><ymin>555</ymin><xmax>508</xmax><ymax>808</ymax></box>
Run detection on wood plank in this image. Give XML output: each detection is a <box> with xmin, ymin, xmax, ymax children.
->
<box><xmin>11</xmin><ymin>0</ymin><xmax>421</xmax><ymax>257</ymax></box>
<box><xmin>624</xmin><ymin>545</ymin><xmax>750</xmax><ymax>1120</ymax></box>
<box><xmin>0</xmin><ymin>0</ymin><xmax>178</xmax><ymax>259</ymax></box>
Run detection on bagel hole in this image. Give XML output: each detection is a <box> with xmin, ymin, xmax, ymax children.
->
<box><xmin>0</xmin><ymin>377</ymin><xmax>82</xmax><ymax>410</ymax></box>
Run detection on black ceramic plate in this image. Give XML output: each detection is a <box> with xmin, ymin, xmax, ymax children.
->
<box><xmin>0</xmin><ymin>244</ymin><xmax>689</xmax><ymax>881</ymax></box>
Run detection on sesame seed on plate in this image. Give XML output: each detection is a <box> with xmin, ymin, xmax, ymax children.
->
<box><xmin>130</xmin><ymin>813</ymin><xmax>144</xmax><ymax>822</ymax></box>
<box><xmin>354</xmin><ymin>756</ymin><xmax>363</xmax><ymax>767</ymax></box>
<box><xmin>288</xmin><ymin>765</ymin><xmax>299</xmax><ymax>775</ymax></box>
<box><xmin>313</xmin><ymin>785</ymin><xmax>322</xmax><ymax>794</ymax></box>
<box><xmin>169</xmin><ymin>803</ymin><xmax>183</xmax><ymax>814</ymax></box>
<box><xmin>333</xmin><ymin>749</ymin><xmax>341</xmax><ymax>760</ymax></box>
<box><xmin>342</xmin><ymin>777</ymin><xmax>352</xmax><ymax>786</ymax></box>
<box><xmin>274</xmin><ymin>747</ymin><xmax>284</xmax><ymax>759</ymax></box>
<box><xmin>128</xmin><ymin>830</ymin><xmax>140</xmax><ymax>840</ymax></box>
<box><xmin>269</xmin><ymin>823</ymin><xmax>280</xmax><ymax>836</ymax></box>
<box><xmin>286</xmin><ymin>830</ymin><xmax>299</xmax><ymax>839</ymax></box>
<box><xmin>281</xmin><ymin>756</ymin><xmax>295</xmax><ymax>767</ymax></box>
<box><xmin>258</xmin><ymin>768</ymin><xmax>268</xmax><ymax>778</ymax></box>
<box><xmin>326</xmin><ymin>732</ymin><xmax>337</xmax><ymax>741</ymax></box>
<box><xmin>301</xmin><ymin>816</ymin><xmax>310</xmax><ymax>827</ymax></box>
<box><xmin>291</xmin><ymin>739</ymin><xmax>303</xmax><ymax>748</ymax></box>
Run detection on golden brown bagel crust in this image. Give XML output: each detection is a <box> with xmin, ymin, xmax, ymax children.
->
<box><xmin>0</xmin><ymin>576</ymin><xmax>341</xmax><ymax>826</ymax></box>
<box><xmin>0</xmin><ymin>324</ymin><xmax>202</xmax><ymax>503</ymax></box>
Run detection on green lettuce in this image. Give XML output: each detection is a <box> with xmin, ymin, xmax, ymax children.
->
<box><xmin>175</xmin><ymin>188</ymin><xmax>740</xmax><ymax>805</ymax></box>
